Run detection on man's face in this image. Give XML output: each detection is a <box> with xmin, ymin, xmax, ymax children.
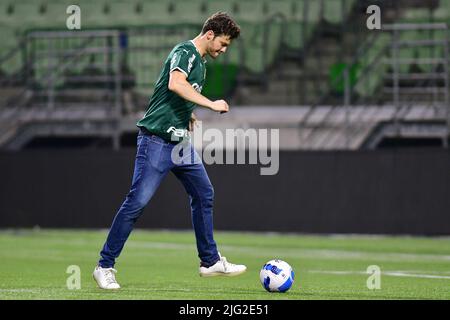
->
<box><xmin>206</xmin><ymin>33</ymin><xmax>231</xmax><ymax>59</ymax></box>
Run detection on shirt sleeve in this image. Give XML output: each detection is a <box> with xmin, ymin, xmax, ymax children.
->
<box><xmin>169</xmin><ymin>47</ymin><xmax>195</xmax><ymax>77</ymax></box>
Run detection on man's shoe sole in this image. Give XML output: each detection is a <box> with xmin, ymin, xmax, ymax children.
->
<box><xmin>199</xmin><ymin>269</ymin><xmax>247</xmax><ymax>277</ymax></box>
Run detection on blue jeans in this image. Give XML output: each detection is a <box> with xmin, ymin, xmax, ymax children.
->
<box><xmin>99</xmin><ymin>132</ymin><xmax>220</xmax><ymax>268</ymax></box>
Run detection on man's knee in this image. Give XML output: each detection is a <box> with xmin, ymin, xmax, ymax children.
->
<box><xmin>123</xmin><ymin>190</ymin><xmax>149</xmax><ymax>213</ymax></box>
<box><xmin>190</xmin><ymin>184</ymin><xmax>214</xmax><ymax>205</ymax></box>
<box><xmin>202</xmin><ymin>185</ymin><xmax>214</xmax><ymax>204</ymax></box>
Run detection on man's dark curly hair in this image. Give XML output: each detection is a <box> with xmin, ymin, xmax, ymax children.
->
<box><xmin>201</xmin><ymin>12</ymin><xmax>241</xmax><ymax>40</ymax></box>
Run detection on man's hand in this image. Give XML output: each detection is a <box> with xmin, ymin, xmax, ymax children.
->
<box><xmin>209</xmin><ymin>100</ymin><xmax>229</xmax><ymax>114</ymax></box>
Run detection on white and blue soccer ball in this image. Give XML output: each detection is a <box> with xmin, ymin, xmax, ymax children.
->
<box><xmin>260</xmin><ymin>259</ymin><xmax>295</xmax><ymax>292</ymax></box>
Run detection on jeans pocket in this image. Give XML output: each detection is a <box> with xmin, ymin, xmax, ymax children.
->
<box><xmin>136</xmin><ymin>135</ymin><xmax>149</xmax><ymax>162</ymax></box>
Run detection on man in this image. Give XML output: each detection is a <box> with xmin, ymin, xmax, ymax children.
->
<box><xmin>93</xmin><ymin>12</ymin><xmax>246</xmax><ymax>290</ymax></box>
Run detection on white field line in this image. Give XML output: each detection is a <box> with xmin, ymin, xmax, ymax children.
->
<box><xmin>0</xmin><ymin>287</ymin><xmax>249</xmax><ymax>296</ymax></box>
<box><xmin>125</xmin><ymin>242</ymin><xmax>450</xmax><ymax>263</ymax></box>
<box><xmin>2</xmin><ymin>237</ymin><xmax>450</xmax><ymax>263</ymax></box>
<box><xmin>309</xmin><ymin>270</ymin><xmax>450</xmax><ymax>280</ymax></box>
<box><xmin>3</xmin><ymin>229</ymin><xmax>450</xmax><ymax>240</ymax></box>
<box><xmin>0</xmin><ymin>289</ymin><xmax>40</xmax><ymax>293</ymax></box>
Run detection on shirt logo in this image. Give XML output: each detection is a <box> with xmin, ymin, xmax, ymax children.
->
<box><xmin>192</xmin><ymin>83</ymin><xmax>202</xmax><ymax>93</ymax></box>
<box><xmin>188</xmin><ymin>54</ymin><xmax>196</xmax><ymax>73</ymax></box>
<box><xmin>167</xmin><ymin>126</ymin><xmax>188</xmax><ymax>138</ymax></box>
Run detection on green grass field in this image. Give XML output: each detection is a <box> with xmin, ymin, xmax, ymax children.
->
<box><xmin>0</xmin><ymin>229</ymin><xmax>449</xmax><ymax>300</ymax></box>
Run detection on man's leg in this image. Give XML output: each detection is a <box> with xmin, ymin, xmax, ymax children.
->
<box><xmin>99</xmin><ymin>135</ymin><xmax>169</xmax><ymax>268</ymax></box>
<box><xmin>171</xmin><ymin>146</ymin><xmax>220</xmax><ymax>267</ymax></box>
<box><xmin>171</xmin><ymin>144</ymin><xmax>246</xmax><ymax>277</ymax></box>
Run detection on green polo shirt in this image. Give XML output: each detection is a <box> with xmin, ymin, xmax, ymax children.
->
<box><xmin>137</xmin><ymin>40</ymin><xmax>206</xmax><ymax>142</ymax></box>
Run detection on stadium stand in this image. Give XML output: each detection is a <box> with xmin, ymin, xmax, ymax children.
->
<box><xmin>0</xmin><ymin>0</ymin><xmax>449</xmax><ymax>150</ymax></box>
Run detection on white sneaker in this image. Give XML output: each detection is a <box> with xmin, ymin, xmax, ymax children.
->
<box><xmin>199</xmin><ymin>255</ymin><xmax>247</xmax><ymax>277</ymax></box>
<box><xmin>93</xmin><ymin>266</ymin><xmax>121</xmax><ymax>290</ymax></box>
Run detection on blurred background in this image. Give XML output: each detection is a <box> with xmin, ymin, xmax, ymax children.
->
<box><xmin>0</xmin><ymin>0</ymin><xmax>449</xmax><ymax>235</ymax></box>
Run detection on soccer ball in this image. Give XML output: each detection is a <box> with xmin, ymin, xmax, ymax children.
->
<box><xmin>260</xmin><ymin>259</ymin><xmax>295</xmax><ymax>292</ymax></box>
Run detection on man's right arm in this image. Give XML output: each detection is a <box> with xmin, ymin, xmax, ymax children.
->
<box><xmin>168</xmin><ymin>70</ymin><xmax>229</xmax><ymax>113</ymax></box>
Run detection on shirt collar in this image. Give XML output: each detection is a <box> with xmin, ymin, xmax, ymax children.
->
<box><xmin>190</xmin><ymin>40</ymin><xmax>207</xmax><ymax>63</ymax></box>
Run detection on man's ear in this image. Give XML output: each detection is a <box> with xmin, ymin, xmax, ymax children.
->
<box><xmin>206</xmin><ymin>30</ymin><xmax>215</xmax><ymax>40</ymax></box>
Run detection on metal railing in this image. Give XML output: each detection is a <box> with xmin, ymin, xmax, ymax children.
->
<box><xmin>384</xmin><ymin>23</ymin><xmax>450</xmax><ymax>146</ymax></box>
<box><xmin>313</xmin><ymin>22</ymin><xmax>450</xmax><ymax>149</ymax></box>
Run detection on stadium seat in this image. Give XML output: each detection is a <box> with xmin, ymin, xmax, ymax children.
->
<box><xmin>0</xmin><ymin>27</ymin><xmax>22</xmax><ymax>76</ymax></box>
<box><xmin>266</xmin><ymin>20</ymin><xmax>283</xmax><ymax>65</ymax></box>
<box><xmin>205</xmin><ymin>0</ymin><xmax>235</xmax><ymax>18</ymax></box>
<box><xmin>264</xmin><ymin>0</ymin><xmax>295</xmax><ymax>21</ymax></box>
<box><xmin>238</xmin><ymin>23</ymin><xmax>264</xmax><ymax>73</ymax></box>
<box><xmin>323</xmin><ymin>0</ymin><xmax>345</xmax><ymax>24</ymax></box>
<box><xmin>432</xmin><ymin>0</ymin><xmax>450</xmax><ymax>22</ymax></box>
<box><xmin>41</xmin><ymin>1</ymin><xmax>76</xmax><ymax>29</ymax></box>
<box><xmin>304</xmin><ymin>0</ymin><xmax>321</xmax><ymax>23</ymax></box>
<box><xmin>232</xmin><ymin>0</ymin><xmax>266</xmax><ymax>23</ymax></box>
<box><xmin>284</xmin><ymin>22</ymin><xmax>305</xmax><ymax>49</ymax></box>
<box><xmin>74</xmin><ymin>2</ymin><xmax>109</xmax><ymax>28</ymax></box>
<box><xmin>132</xmin><ymin>0</ymin><xmax>176</xmax><ymax>26</ymax></box>
<box><xmin>172</xmin><ymin>0</ymin><xmax>208</xmax><ymax>25</ymax></box>
<box><xmin>353</xmin><ymin>33</ymin><xmax>390</xmax><ymax>98</ymax></box>
<box><xmin>323</xmin><ymin>0</ymin><xmax>357</xmax><ymax>24</ymax></box>
<box><xmin>238</xmin><ymin>21</ymin><xmax>282</xmax><ymax>74</ymax></box>
<box><xmin>345</xmin><ymin>0</ymin><xmax>357</xmax><ymax>16</ymax></box>
<box><xmin>354</xmin><ymin>65</ymin><xmax>387</xmax><ymax>99</ymax></box>
<box><xmin>301</xmin><ymin>0</ymin><xmax>321</xmax><ymax>45</ymax></box>
<box><xmin>106</xmin><ymin>0</ymin><xmax>144</xmax><ymax>27</ymax></box>
<box><xmin>0</xmin><ymin>2</ymin><xmax>48</xmax><ymax>28</ymax></box>
<box><xmin>0</xmin><ymin>2</ymin><xmax>14</xmax><ymax>27</ymax></box>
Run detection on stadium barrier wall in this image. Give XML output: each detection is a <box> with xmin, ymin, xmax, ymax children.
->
<box><xmin>0</xmin><ymin>149</ymin><xmax>449</xmax><ymax>235</ymax></box>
